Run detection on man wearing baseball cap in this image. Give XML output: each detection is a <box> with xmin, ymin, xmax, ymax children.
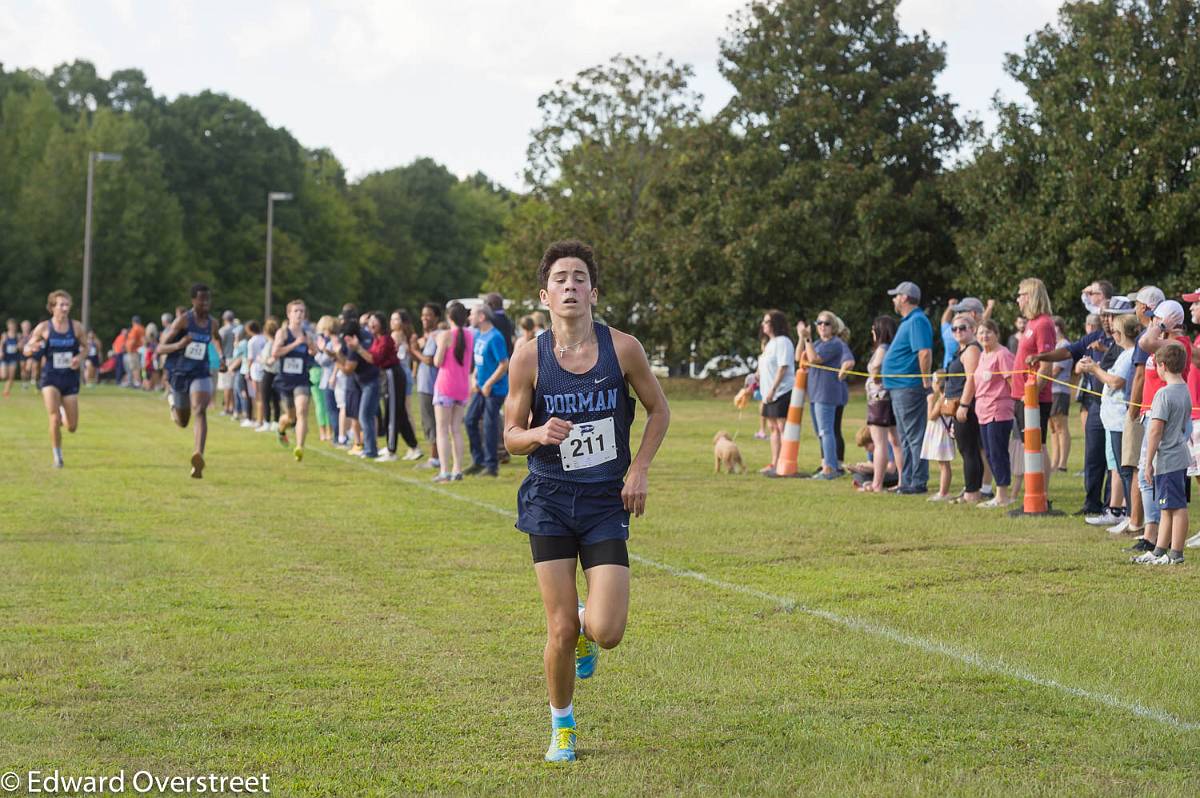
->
<box><xmin>1028</xmin><ymin>295</ymin><xmax>1129</xmax><ymax>520</ymax></box>
<box><xmin>1120</xmin><ymin>287</ymin><xmax>1165</xmax><ymax>544</ymax></box>
<box><xmin>1181</xmin><ymin>289</ymin><xmax>1200</xmax><ymax>548</ymax></box>
<box><xmin>883</xmin><ymin>281</ymin><xmax>933</xmax><ymax>494</ymax></box>
<box><xmin>1125</xmin><ymin>297</ymin><xmax>1192</xmax><ymax>554</ymax></box>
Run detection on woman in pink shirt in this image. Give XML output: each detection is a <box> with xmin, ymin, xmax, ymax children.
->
<box><xmin>975</xmin><ymin>319</ymin><xmax>1017</xmax><ymax>508</ymax></box>
<box><xmin>432</xmin><ymin>302</ymin><xmax>474</xmax><ymax>482</ymax></box>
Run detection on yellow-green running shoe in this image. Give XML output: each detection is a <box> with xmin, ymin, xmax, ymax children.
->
<box><xmin>544</xmin><ymin>725</ymin><xmax>577</xmax><ymax>763</ymax></box>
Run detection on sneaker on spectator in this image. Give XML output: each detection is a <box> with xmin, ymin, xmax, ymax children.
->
<box><xmin>1131</xmin><ymin>550</ymin><xmax>1159</xmax><ymax>564</ymax></box>
<box><xmin>1106</xmin><ymin>517</ymin><xmax>1131</xmax><ymax>535</ymax></box>
<box><xmin>240</xmin><ymin>418</ymin><xmax>256</xmax><ymax>428</ymax></box>
<box><xmin>1125</xmin><ymin>538</ymin><xmax>1155</xmax><ymax>553</ymax></box>
<box><xmin>402</xmin><ymin>447</ymin><xmax>423</xmax><ymax>461</ymax></box>
<box><xmin>1185</xmin><ymin>531</ymin><xmax>1200</xmax><ymax>549</ymax></box>
<box><xmin>1085</xmin><ymin>510</ymin><xmax>1120</xmax><ymax>527</ymax></box>
<box><xmin>374</xmin><ymin>451</ymin><xmax>398</xmax><ymax>463</ymax></box>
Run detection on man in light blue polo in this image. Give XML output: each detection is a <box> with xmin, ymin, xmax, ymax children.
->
<box><xmin>882</xmin><ymin>281</ymin><xmax>933</xmax><ymax>494</ymax></box>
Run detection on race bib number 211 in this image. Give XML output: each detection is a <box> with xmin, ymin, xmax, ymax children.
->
<box><xmin>559</xmin><ymin>416</ymin><xmax>618</xmax><ymax>472</ymax></box>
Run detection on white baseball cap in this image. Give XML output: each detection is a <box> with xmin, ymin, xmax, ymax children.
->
<box><xmin>1126</xmin><ymin>286</ymin><xmax>1165</xmax><ymax>308</ymax></box>
<box><xmin>1153</xmin><ymin>299</ymin><xmax>1185</xmax><ymax>327</ymax></box>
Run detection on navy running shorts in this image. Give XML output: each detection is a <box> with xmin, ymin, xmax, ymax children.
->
<box><xmin>1155</xmin><ymin>470</ymin><xmax>1188</xmax><ymax>511</ymax></box>
<box><xmin>39</xmin><ymin>371</ymin><xmax>80</xmax><ymax>397</ymax></box>
<box><xmin>516</xmin><ymin>474</ymin><xmax>630</xmax><ymax>547</ymax></box>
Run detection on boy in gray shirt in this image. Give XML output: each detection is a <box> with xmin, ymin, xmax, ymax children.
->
<box><xmin>1136</xmin><ymin>341</ymin><xmax>1192</xmax><ymax>565</ymax></box>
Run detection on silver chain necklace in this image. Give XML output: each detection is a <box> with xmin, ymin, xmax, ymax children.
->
<box><xmin>553</xmin><ymin>327</ymin><xmax>592</xmax><ymax>358</ymax></box>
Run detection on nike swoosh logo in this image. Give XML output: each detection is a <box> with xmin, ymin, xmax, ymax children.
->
<box><xmin>594</xmin><ymin>377</ymin><xmax>608</xmax><ymax>384</ymax></box>
<box><xmin>621</xmin><ymin>523</ymin><xmax>629</xmax><ymax>528</ymax></box>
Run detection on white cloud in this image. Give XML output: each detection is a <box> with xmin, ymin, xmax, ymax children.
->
<box><xmin>229</xmin><ymin>1</ymin><xmax>316</xmax><ymax>61</ymax></box>
<box><xmin>0</xmin><ymin>0</ymin><xmax>111</xmax><ymax>74</ymax></box>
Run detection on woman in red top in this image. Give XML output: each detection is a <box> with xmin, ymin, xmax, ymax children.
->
<box><xmin>368</xmin><ymin>312</ymin><xmax>420</xmax><ymax>462</ymax></box>
<box><xmin>1015</xmin><ymin>277</ymin><xmax>1057</xmax><ymax>490</ymax></box>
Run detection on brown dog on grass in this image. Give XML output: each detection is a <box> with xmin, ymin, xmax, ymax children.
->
<box><xmin>713</xmin><ymin>431</ymin><xmax>745</xmax><ymax>474</ymax></box>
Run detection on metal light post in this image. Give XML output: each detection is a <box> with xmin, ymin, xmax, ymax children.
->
<box><xmin>264</xmin><ymin>191</ymin><xmax>294</xmax><ymax>320</ymax></box>
<box><xmin>81</xmin><ymin>151</ymin><xmax>122</xmax><ymax>335</ymax></box>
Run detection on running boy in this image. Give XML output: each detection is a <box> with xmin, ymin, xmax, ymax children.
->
<box><xmin>272</xmin><ymin>299</ymin><xmax>316</xmax><ymax>461</ymax></box>
<box><xmin>504</xmin><ymin>240</ymin><xmax>670</xmax><ymax>763</ymax></box>
<box><xmin>23</xmin><ymin>291</ymin><xmax>84</xmax><ymax>467</ymax></box>
<box><xmin>1135</xmin><ymin>341</ymin><xmax>1191</xmax><ymax>565</ymax></box>
<box><xmin>157</xmin><ymin>284</ymin><xmax>226</xmax><ymax>478</ymax></box>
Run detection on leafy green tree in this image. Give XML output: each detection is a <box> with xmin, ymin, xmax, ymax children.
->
<box><xmin>1</xmin><ymin>104</ymin><xmax>188</xmax><ymax>336</ymax></box>
<box><xmin>683</xmin><ymin>0</ymin><xmax>962</xmax><ymax>358</ymax></box>
<box><xmin>948</xmin><ymin>0</ymin><xmax>1200</xmax><ymax>317</ymax></box>
<box><xmin>487</xmin><ymin>54</ymin><xmax>702</xmax><ymax>335</ymax></box>
<box><xmin>355</xmin><ymin>158</ymin><xmax>509</xmax><ymax>309</ymax></box>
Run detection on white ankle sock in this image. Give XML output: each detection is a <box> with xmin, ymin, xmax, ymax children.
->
<box><xmin>550</xmin><ymin>703</ymin><xmax>574</xmax><ymax>720</ymax></box>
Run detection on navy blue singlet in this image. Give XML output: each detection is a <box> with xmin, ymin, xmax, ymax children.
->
<box><xmin>43</xmin><ymin>320</ymin><xmax>79</xmax><ymax>376</ymax></box>
<box><xmin>175</xmin><ymin>310</ymin><xmax>213</xmax><ymax>377</ymax></box>
<box><xmin>276</xmin><ymin>328</ymin><xmax>311</xmax><ymax>390</ymax></box>
<box><xmin>2</xmin><ymin>335</ymin><xmax>19</xmax><ymax>363</ymax></box>
<box><xmin>528</xmin><ymin>322</ymin><xmax>634</xmax><ymax>485</ymax></box>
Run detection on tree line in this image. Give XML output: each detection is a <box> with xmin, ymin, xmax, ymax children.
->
<box><xmin>0</xmin><ymin>62</ymin><xmax>509</xmax><ymax>337</ymax></box>
<box><xmin>4</xmin><ymin>0</ymin><xmax>1199</xmax><ymax>366</ymax></box>
<box><xmin>486</xmin><ymin>0</ymin><xmax>1200</xmax><ymax>365</ymax></box>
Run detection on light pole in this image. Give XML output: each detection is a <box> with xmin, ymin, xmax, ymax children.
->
<box><xmin>81</xmin><ymin>151</ymin><xmax>122</xmax><ymax>336</ymax></box>
<box><xmin>264</xmin><ymin>191</ymin><xmax>293</xmax><ymax>320</ymax></box>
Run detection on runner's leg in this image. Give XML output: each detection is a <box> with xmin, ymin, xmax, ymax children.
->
<box><xmin>41</xmin><ymin>385</ymin><xmax>63</xmax><ymax>450</ymax></box>
<box><xmin>294</xmin><ymin>393</ymin><xmax>310</xmax><ymax>449</ymax></box>
<box><xmin>580</xmin><ymin>564</ymin><xmax>630</xmax><ymax>649</ymax></box>
<box><xmin>192</xmin><ymin>388</ymin><xmax>211</xmax><ymax>456</ymax></box>
<box><xmin>535</xmin><ymin>558</ymin><xmax>581</xmax><ymax>710</ymax></box>
<box><xmin>61</xmin><ymin>395</ymin><xmax>79</xmax><ymax>433</ymax></box>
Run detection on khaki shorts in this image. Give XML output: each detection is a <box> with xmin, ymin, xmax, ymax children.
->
<box><xmin>1121</xmin><ymin>414</ymin><xmax>1143</xmax><ymax>469</ymax></box>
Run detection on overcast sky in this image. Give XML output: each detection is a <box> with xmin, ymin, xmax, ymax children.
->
<box><xmin>1</xmin><ymin>0</ymin><xmax>1062</xmax><ymax>188</ymax></box>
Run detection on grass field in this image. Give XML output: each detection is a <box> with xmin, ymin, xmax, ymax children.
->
<box><xmin>1</xmin><ymin>384</ymin><xmax>1198</xmax><ymax>796</ymax></box>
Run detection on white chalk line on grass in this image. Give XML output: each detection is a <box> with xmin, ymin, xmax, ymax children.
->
<box><xmin>310</xmin><ymin>446</ymin><xmax>1200</xmax><ymax>732</ymax></box>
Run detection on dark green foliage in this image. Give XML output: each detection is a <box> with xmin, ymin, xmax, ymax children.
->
<box><xmin>948</xmin><ymin>0</ymin><xmax>1200</xmax><ymax>323</ymax></box>
<box><xmin>0</xmin><ymin>61</ymin><xmax>508</xmax><ymax>337</ymax></box>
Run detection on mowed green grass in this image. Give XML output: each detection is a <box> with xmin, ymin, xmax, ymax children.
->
<box><xmin>1</xmin><ymin>384</ymin><xmax>1198</xmax><ymax>796</ymax></box>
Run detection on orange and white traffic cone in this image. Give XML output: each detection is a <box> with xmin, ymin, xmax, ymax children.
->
<box><xmin>1011</xmin><ymin>375</ymin><xmax>1060</xmax><ymax>516</ymax></box>
<box><xmin>776</xmin><ymin>363</ymin><xmax>808</xmax><ymax>477</ymax></box>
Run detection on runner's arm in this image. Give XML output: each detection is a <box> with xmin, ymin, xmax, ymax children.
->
<box><xmin>72</xmin><ymin>321</ymin><xmax>86</xmax><ymax>369</ymax></box>
<box><xmin>22</xmin><ymin>322</ymin><xmax>47</xmax><ymax>356</ymax></box>
<box><xmin>156</xmin><ymin>317</ymin><xmax>191</xmax><ymax>355</ymax></box>
<box><xmin>504</xmin><ymin>342</ymin><xmax>569</xmax><ymax>455</ymax></box>
<box><xmin>615</xmin><ymin>332</ymin><xmax>670</xmax><ymax>517</ymax></box>
<box><xmin>271</xmin><ymin>327</ymin><xmax>299</xmax><ymax>359</ymax></box>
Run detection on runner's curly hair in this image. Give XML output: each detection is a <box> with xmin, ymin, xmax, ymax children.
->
<box><xmin>539</xmin><ymin>240</ymin><xmax>598</xmax><ymax>289</ymax></box>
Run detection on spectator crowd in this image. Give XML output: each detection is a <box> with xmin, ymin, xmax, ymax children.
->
<box><xmin>746</xmin><ymin>278</ymin><xmax>1200</xmax><ymax>565</ymax></box>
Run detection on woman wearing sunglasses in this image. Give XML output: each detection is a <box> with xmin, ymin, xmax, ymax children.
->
<box><xmin>800</xmin><ymin>312</ymin><xmax>855</xmax><ymax>478</ymax></box>
<box><xmin>946</xmin><ymin>314</ymin><xmax>985</xmax><ymax>503</ymax></box>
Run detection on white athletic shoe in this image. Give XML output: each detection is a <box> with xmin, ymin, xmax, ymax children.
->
<box><xmin>1131</xmin><ymin>551</ymin><xmax>1159</xmax><ymax>565</ymax></box>
<box><xmin>1107</xmin><ymin>517</ymin><xmax>1131</xmax><ymax>535</ymax></box>
<box><xmin>374</xmin><ymin>452</ymin><xmax>398</xmax><ymax>463</ymax></box>
<box><xmin>1185</xmin><ymin>531</ymin><xmax>1200</xmax><ymax>549</ymax></box>
<box><xmin>254</xmin><ymin>423</ymin><xmax>271</xmax><ymax>433</ymax></box>
<box><xmin>269</xmin><ymin>422</ymin><xmax>279</xmax><ymax>432</ymax></box>
<box><xmin>240</xmin><ymin>419</ymin><xmax>257</xmax><ymax>428</ymax></box>
<box><xmin>1086</xmin><ymin>511</ymin><xmax>1120</xmax><ymax>527</ymax></box>
<box><xmin>402</xmin><ymin>447</ymin><xmax>423</xmax><ymax>461</ymax></box>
